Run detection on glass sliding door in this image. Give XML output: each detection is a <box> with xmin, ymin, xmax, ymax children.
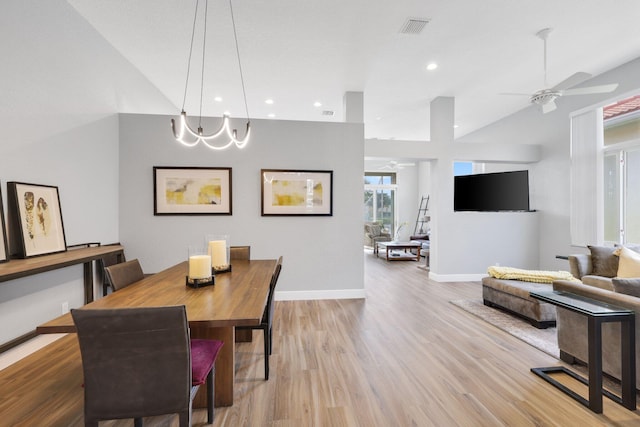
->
<box><xmin>603</xmin><ymin>152</ymin><xmax>621</xmax><ymax>243</ymax></box>
<box><xmin>625</xmin><ymin>148</ymin><xmax>640</xmax><ymax>243</ymax></box>
<box><xmin>364</xmin><ymin>187</ymin><xmax>396</xmax><ymax>232</ymax></box>
<box><xmin>364</xmin><ymin>173</ymin><xmax>397</xmax><ymax>237</ymax></box>
<box><xmin>603</xmin><ymin>147</ymin><xmax>640</xmax><ymax>245</ymax></box>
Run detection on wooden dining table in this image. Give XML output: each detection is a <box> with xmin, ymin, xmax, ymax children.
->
<box><xmin>36</xmin><ymin>258</ymin><xmax>277</xmax><ymax>408</ymax></box>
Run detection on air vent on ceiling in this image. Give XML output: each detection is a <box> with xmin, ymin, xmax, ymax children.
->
<box><xmin>322</xmin><ymin>110</ymin><xmax>335</xmax><ymax>116</ymax></box>
<box><xmin>400</xmin><ymin>18</ymin><xmax>430</xmax><ymax>35</ymax></box>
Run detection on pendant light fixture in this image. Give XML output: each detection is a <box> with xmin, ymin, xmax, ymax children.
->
<box><xmin>171</xmin><ymin>0</ymin><xmax>251</xmax><ymax>150</ymax></box>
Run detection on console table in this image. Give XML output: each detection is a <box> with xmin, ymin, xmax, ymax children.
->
<box><xmin>0</xmin><ymin>244</ymin><xmax>124</xmax><ymax>351</ymax></box>
<box><xmin>530</xmin><ymin>290</ymin><xmax>636</xmax><ymax>413</ymax></box>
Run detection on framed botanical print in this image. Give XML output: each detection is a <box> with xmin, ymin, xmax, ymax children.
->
<box><xmin>261</xmin><ymin>169</ymin><xmax>333</xmax><ymax>216</ymax></box>
<box><xmin>154</xmin><ymin>167</ymin><xmax>232</xmax><ymax>215</ymax></box>
<box><xmin>7</xmin><ymin>182</ymin><xmax>67</xmax><ymax>258</ymax></box>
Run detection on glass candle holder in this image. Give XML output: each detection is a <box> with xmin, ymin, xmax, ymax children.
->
<box><xmin>206</xmin><ymin>234</ymin><xmax>231</xmax><ymax>273</ymax></box>
<box><xmin>187</xmin><ymin>246</ymin><xmax>214</xmax><ymax>287</ymax></box>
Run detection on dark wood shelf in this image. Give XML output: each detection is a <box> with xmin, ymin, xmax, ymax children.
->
<box><xmin>0</xmin><ymin>244</ymin><xmax>124</xmax><ymax>353</ymax></box>
<box><xmin>0</xmin><ymin>244</ymin><xmax>124</xmax><ymax>285</ymax></box>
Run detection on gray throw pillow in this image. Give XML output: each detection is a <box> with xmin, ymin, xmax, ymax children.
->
<box><xmin>588</xmin><ymin>245</ymin><xmax>619</xmax><ymax>277</ymax></box>
<box><xmin>612</xmin><ymin>278</ymin><xmax>640</xmax><ymax>298</ymax></box>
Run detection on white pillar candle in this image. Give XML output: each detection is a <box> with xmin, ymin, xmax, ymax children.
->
<box><xmin>208</xmin><ymin>240</ymin><xmax>227</xmax><ymax>267</ymax></box>
<box><xmin>189</xmin><ymin>254</ymin><xmax>212</xmax><ymax>279</ymax></box>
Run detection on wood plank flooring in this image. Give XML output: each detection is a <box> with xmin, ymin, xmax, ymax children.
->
<box><xmin>21</xmin><ymin>251</ymin><xmax>640</xmax><ymax>425</ymax></box>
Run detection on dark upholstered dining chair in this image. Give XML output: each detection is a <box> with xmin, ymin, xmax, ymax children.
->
<box><xmin>236</xmin><ymin>256</ymin><xmax>282</xmax><ymax>380</ymax></box>
<box><xmin>97</xmin><ymin>244</ymin><xmax>126</xmax><ymax>296</ymax></box>
<box><xmin>72</xmin><ymin>306</ymin><xmax>223</xmax><ymax>427</ymax></box>
<box><xmin>104</xmin><ymin>259</ymin><xmax>145</xmax><ymax>292</ymax></box>
<box><xmin>230</xmin><ymin>245</ymin><xmax>251</xmax><ymax>260</ymax></box>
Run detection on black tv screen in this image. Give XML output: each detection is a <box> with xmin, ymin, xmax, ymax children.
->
<box><xmin>454</xmin><ymin>170</ymin><xmax>530</xmax><ymax>212</ymax></box>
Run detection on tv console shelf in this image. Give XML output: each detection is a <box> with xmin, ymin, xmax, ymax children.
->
<box><xmin>0</xmin><ymin>244</ymin><xmax>124</xmax><ymax>352</ymax></box>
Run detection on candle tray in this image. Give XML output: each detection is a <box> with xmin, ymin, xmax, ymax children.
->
<box><xmin>212</xmin><ymin>264</ymin><xmax>232</xmax><ymax>274</ymax></box>
<box><xmin>186</xmin><ymin>275</ymin><xmax>215</xmax><ymax>288</ymax></box>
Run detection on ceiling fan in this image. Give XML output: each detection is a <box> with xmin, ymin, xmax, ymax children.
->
<box><xmin>506</xmin><ymin>28</ymin><xmax>619</xmax><ymax>113</ymax></box>
<box><xmin>379</xmin><ymin>160</ymin><xmax>415</xmax><ymax>170</ymax></box>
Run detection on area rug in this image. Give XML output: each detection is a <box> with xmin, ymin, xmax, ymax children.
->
<box><xmin>450</xmin><ymin>299</ymin><xmax>559</xmax><ymax>358</ymax></box>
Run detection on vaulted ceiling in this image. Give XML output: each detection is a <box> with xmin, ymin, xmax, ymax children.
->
<box><xmin>67</xmin><ymin>0</ymin><xmax>640</xmax><ymax>141</ymax></box>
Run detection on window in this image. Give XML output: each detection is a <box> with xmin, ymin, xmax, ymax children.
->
<box><xmin>364</xmin><ymin>173</ymin><xmax>397</xmax><ymax>233</ymax></box>
<box><xmin>454</xmin><ymin>161</ymin><xmax>473</xmax><ymax>176</ymax></box>
<box><xmin>603</xmin><ymin>95</ymin><xmax>640</xmax><ymax>245</ymax></box>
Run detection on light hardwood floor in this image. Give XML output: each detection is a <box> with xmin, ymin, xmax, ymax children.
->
<box><xmin>16</xmin><ymin>251</ymin><xmax>640</xmax><ymax>426</ymax></box>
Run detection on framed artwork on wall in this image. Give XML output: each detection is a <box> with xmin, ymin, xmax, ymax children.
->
<box><xmin>7</xmin><ymin>182</ymin><xmax>67</xmax><ymax>258</ymax></box>
<box><xmin>261</xmin><ymin>169</ymin><xmax>333</xmax><ymax>216</ymax></box>
<box><xmin>154</xmin><ymin>167</ymin><xmax>232</xmax><ymax>215</ymax></box>
<box><xmin>0</xmin><ymin>186</ymin><xmax>8</xmax><ymax>263</ymax></box>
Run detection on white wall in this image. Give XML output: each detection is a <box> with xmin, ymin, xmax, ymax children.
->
<box><xmin>395</xmin><ymin>166</ymin><xmax>419</xmax><ymax>240</ymax></box>
<box><xmin>118</xmin><ymin>114</ymin><xmax>365</xmax><ymax>299</ymax></box>
<box><xmin>365</xmin><ymin>57</ymin><xmax>640</xmax><ymax>278</ymax></box>
<box><xmin>365</xmin><ymin>137</ymin><xmax>541</xmax><ymax>280</ymax></box>
<box><xmin>0</xmin><ymin>0</ymin><xmax>174</xmax><ymax>345</ymax></box>
<box><xmin>459</xmin><ymin>57</ymin><xmax>640</xmax><ymax>270</ymax></box>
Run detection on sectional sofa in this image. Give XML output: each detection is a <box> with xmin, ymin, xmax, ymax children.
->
<box><xmin>554</xmin><ymin>244</ymin><xmax>640</xmax><ymax>389</ymax></box>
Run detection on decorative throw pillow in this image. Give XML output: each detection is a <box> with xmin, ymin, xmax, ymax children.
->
<box><xmin>587</xmin><ymin>245</ymin><xmax>619</xmax><ymax>277</ymax></box>
<box><xmin>612</xmin><ymin>278</ymin><xmax>640</xmax><ymax>298</ymax></box>
<box><xmin>616</xmin><ymin>246</ymin><xmax>640</xmax><ymax>278</ymax></box>
<box><xmin>369</xmin><ymin>225</ymin><xmax>381</xmax><ymax>237</ymax></box>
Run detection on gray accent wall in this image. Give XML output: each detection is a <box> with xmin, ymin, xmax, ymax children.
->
<box><xmin>118</xmin><ymin>114</ymin><xmax>365</xmax><ymax>298</ymax></box>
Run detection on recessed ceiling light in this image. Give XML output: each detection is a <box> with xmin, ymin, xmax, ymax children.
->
<box><xmin>267</xmin><ymin>113</ymin><xmax>276</xmax><ymax>118</ymax></box>
<box><xmin>453</xmin><ymin>124</ymin><xmax>459</xmax><ymax>128</ymax></box>
<box><xmin>426</xmin><ymin>63</ymin><xmax>438</xmax><ymax>71</ymax></box>
<box><xmin>265</xmin><ymin>99</ymin><xmax>274</xmax><ymax>105</ymax></box>
<box><xmin>313</xmin><ymin>101</ymin><xmax>322</xmax><ymax>107</ymax></box>
<box><xmin>223</xmin><ymin>110</ymin><xmax>231</xmax><ymax>116</ymax></box>
<box><xmin>214</xmin><ymin>96</ymin><xmax>223</xmax><ymax>102</ymax></box>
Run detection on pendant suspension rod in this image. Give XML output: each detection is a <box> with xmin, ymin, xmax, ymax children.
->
<box><xmin>229</xmin><ymin>0</ymin><xmax>250</xmax><ymax>120</ymax></box>
<box><xmin>181</xmin><ymin>0</ymin><xmax>201</xmax><ymax>112</ymax></box>
<box><xmin>198</xmin><ymin>0</ymin><xmax>209</xmax><ymax>129</ymax></box>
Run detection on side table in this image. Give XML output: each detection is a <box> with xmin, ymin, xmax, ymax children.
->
<box><xmin>530</xmin><ymin>290</ymin><xmax>636</xmax><ymax>413</ymax></box>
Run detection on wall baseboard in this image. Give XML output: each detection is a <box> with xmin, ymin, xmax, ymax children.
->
<box><xmin>275</xmin><ymin>289</ymin><xmax>366</xmax><ymax>301</ymax></box>
<box><xmin>428</xmin><ymin>272</ymin><xmax>485</xmax><ymax>282</ymax></box>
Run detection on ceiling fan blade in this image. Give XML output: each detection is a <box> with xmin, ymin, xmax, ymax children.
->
<box><xmin>561</xmin><ymin>83</ymin><xmax>619</xmax><ymax>96</ymax></box>
<box><xmin>551</xmin><ymin>72</ymin><xmax>593</xmax><ymax>91</ymax></box>
<box><xmin>541</xmin><ymin>100</ymin><xmax>557</xmax><ymax>114</ymax></box>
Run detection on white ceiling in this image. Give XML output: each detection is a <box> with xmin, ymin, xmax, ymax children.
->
<box><xmin>67</xmin><ymin>0</ymin><xmax>640</xmax><ymax>141</ymax></box>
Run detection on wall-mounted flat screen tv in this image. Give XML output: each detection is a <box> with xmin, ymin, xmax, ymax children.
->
<box><xmin>454</xmin><ymin>170</ymin><xmax>530</xmax><ymax>212</ymax></box>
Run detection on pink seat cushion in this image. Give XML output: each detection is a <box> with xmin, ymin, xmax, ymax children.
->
<box><xmin>190</xmin><ymin>339</ymin><xmax>224</xmax><ymax>386</ymax></box>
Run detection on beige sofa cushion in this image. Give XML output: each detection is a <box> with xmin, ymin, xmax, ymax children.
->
<box><xmin>581</xmin><ymin>275</ymin><xmax>614</xmax><ymax>291</ymax></box>
<box><xmin>616</xmin><ymin>246</ymin><xmax>640</xmax><ymax>278</ymax></box>
<box><xmin>612</xmin><ymin>278</ymin><xmax>640</xmax><ymax>297</ymax></box>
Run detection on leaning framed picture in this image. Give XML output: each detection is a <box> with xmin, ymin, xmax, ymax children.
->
<box><xmin>261</xmin><ymin>169</ymin><xmax>333</xmax><ymax>216</ymax></box>
<box><xmin>6</xmin><ymin>182</ymin><xmax>67</xmax><ymax>258</ymax></box>
<box><xmin>0</xmin><ymin>186</ymin><xmax>9</xmax><ymax>263</ymax></box>
<box><xmin>154</xmin><ymin>167</ymin><xmax>232</xmax><ymax>215</ymax></box>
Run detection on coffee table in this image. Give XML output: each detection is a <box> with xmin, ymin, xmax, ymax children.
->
<box><xmin>530</xmin><ymin>290</ymin><xmax>636</xmax><ymax>413</ymax></box>
<box><xmin>375</xmin><ymin>241</ymin><xmax>421</xmax><ymax>261</ymax></box>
